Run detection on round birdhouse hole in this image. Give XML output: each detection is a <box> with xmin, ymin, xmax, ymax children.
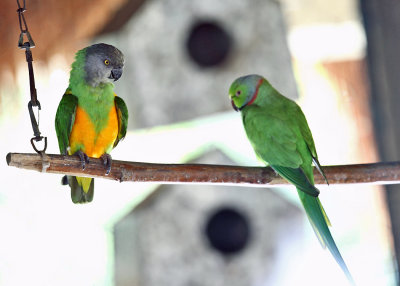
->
<box><xmin>186</xmin><ymin>20</ymin><xmax>232</xmax><ymax>67</ymax></box>
<box><xmin>205</xmin><ymin>206</ymin><xmax>251</xmax><ymax>256</ymax></box>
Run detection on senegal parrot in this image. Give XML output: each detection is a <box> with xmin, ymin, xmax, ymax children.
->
<box><xmin>55</xmin><ymin>43</ymin><xmax>128</xmax><ymax>203</ymax></box>
<box><xmin>229</xmin><ymin>74</ymin><xmax>354</xmax><ymax>283</ymax></box>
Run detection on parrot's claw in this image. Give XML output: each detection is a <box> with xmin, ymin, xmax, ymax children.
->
<box><xmin>101</xmin><ymin>153</ymin><xmax>112</xmax><ymax>175</ymax></box>
<box><xmin>74</xmin><ymin>150</ymin><xmax>90</xmax><ymax>170</ymax></box>
<box><xmin>61</xmin><ymin>175</ymin><xmax>69</xmax><ymax>185</ymax></box>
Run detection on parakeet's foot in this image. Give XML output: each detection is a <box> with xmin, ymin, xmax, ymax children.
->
<box><xmin>74</xmin><ymin>150</ymin><xmax>90</xmax><ymax>170</ymax></box>
<box><xmin>101</xmin><ymin>153</ymin><xmax>112</xmax><ymax>175</ymax></box>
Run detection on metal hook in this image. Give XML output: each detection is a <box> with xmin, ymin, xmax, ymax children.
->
<box><xmin>18</xmin><ymin>31</ymin><xmax>35</xmax><ymax>49</ymax></box>
<box><xmin>31</xmin><ymin>142</ymin><xmax>49</xmax><ymax>172</ymax></box>
<box><xmin>28</xmin><ymin>100</ymin><xmax>41</xmax><ymax>138</ymax></box>
<box><xmin>17</xmin><ymin>0</ymin><xmax>46</xmax><ymax>155</ymax></box>
<box><xmin>31</xmin><ymin>136</ymin><xmax>47</xmax><ymax>154</ymax></box>
<box><xmin>16</xmin><ymin>0</ymin><xmax>34</xmax><ymax>49</ymax></box>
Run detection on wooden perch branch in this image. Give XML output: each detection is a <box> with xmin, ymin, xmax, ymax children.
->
<box><xmin>6</xmin><ymin>152</ymin><xmax>400</xmax><ymax>187</ymax></box>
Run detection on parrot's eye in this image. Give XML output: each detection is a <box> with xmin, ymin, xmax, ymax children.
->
<box><xmin>104</xmin><ymin>59</ymin><xmax>110</xmax><ymax>66</ymax></box>
<box><xmin>235</xmin><ymin>90</ymin><xmax>241</xmax><ymax>97</ymax></box>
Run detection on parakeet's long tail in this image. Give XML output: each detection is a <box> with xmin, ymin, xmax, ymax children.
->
<box><xmin>67</xmin><ymin>176</ymin><xmax>94</xmax><ymax>203</ymax></box>
<box><xmin>298</xmin><ymin>190</ymin><xmax>355</xmax><ymax>285</ymax></box>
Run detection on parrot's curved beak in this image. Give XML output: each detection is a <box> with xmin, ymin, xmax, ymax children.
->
<box><xmin>110</xmin><ymin>68</ymin><xmax>123</xmax><ymax>81</ymax></box>
<box><xmin>231</xmin><ymin>99</ymin><xmax>239</xmax><ymax>112</ymax></box>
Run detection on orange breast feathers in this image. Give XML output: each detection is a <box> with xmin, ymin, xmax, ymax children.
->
<box><xmin>68</xmin><ymin>105</ymin><xmax>119</xmax><ymax>158</ymax></box>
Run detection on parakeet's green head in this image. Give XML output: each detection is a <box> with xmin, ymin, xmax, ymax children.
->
<box><xmin>72</xmin><ymin>43</ymin><xmax>124</xmax><ymax>87</ymax></box>
<box><xmin>229</xmin><ymin>74</ymin><xmax>264</xmax><ymax>111</ymax></box>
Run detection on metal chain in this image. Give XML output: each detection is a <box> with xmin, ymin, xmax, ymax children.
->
<box><xmin>16</xmin><ymin>0</ymin><xmax>47</xmax><ymax>154</ymax></box>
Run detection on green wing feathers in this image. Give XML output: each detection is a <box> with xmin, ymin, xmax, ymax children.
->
<box><xmin>114</xmin><ymin>95</ymin><xmax>128</xmax><ymax>148</ymax></box>
<box><xmin>295</xmin><ymin>105</ymin><xmax>317</xmax><ymax>157</ymax></box>
<box><xmin>55</xmin><ymin>90</ymin><xmax>78</xmax><ymax>155</ymax></box>
<box><xmin>311</xmin><ymin>154</ymin><xmax>329</xmax><ymax>185</ymax></box>
<box><xmin>271</xmin><ymin>165</ymin><xmax>319</xmax><ymax>197</ymax></box>
<box><xmin>55</xmin><ymin>90</ymin><xmax>94</xmax><ymax>204</ymax></box>
<box><xmin>297</xmin><ymin>106</ymin><xmax>329</xmax><ymax>185</ymax></box>
<box><xmin>243</xmin><ymin>110</ymin><xmax>303</xmax><ymax>168</ymax></box>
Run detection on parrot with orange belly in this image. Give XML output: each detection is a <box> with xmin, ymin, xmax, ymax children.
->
<box><xmin>55</xmin><ymin>43</ymin><xmax>128</xmax><ymax>203</ymax></box>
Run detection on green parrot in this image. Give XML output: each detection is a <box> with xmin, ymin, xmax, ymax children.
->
<box><xmin>229</xmin><ymin>74</ymin><xmax>354</xmax><ymax>283</ymax></box>
<box><xmin>55</xmin><ymin>43</ymin><xmax>128</xmax><ymax>203</ymax></box>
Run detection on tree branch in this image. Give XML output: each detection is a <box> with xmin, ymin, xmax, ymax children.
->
<box><xmin>6</xmin><ymin>152</ymin><xmax>400</xmax><ymax>187</ymax></box>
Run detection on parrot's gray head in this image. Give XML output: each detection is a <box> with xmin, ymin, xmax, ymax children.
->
<box><xmin>229</xmin><ymin>74</ymin><xmax>264</xmax><ymax>111</ymax></box>
<box><xmin>84</xmin><ymin>43</ymin><xmax>124</xmax><ymax>87</ymax></box>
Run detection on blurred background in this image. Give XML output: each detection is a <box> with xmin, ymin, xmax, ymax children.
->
<box><xmin>0</xmin><ymin>0</ymin><xmax>398</xmax><ymax>285</ymax></box>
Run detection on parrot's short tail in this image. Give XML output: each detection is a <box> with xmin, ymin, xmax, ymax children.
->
<box><xmin>64</xmin><ymin>175</ymin><xmax>94</xmax><ymax>203</ymax></box>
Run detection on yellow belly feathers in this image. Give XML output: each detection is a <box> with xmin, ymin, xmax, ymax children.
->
<box><xmin>68</xmin><ymin>105</ymin><xmax>118</xmax><ymax>158</ymax></box>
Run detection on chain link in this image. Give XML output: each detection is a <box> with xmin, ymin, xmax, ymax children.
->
<box><xmin>16</xmin><ymin>0</ymin><xmax>47</xmax><ymax>154</ymax></box>
<box><xmin>17</xmin><ymin>0</ymin><xmax>35</xmax><ymax>49</ymax></box>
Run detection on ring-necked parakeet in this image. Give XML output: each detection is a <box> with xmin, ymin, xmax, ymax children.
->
<box><xmin>229</xmin><ymin>74</ymin><xmax>354</xmax><ymax>283</ymax></box>
<box><xmin>55</xmin><ymin>43</ymin><xmax>128</xmax><ymax>203</ymax></box>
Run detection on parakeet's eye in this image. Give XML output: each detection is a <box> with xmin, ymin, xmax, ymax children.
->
<box><xmin>235</xmin><ymin>90</ymin><xmax>241</xmax><ymax>97</ymax></box>
<box><xmin>104</xmin><ymin>59</ymin><xmax>110</xmax><ymax>66</ymax></box>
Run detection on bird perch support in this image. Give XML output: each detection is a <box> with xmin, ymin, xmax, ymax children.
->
<box><xmin>6</xmin><ymin>152</ymin><xmax>400</xmax><ymax>187</ymax></box>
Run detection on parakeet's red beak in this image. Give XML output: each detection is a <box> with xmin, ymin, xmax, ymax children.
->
<box><xmin>231</xmin><ymin>99</ymin><xmax>239</xmax><ymax>112</ymax></box>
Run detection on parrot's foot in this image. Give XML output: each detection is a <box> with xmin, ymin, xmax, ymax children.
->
<box><xmin>61</xmin><ymin>175</ymin><xmax>69</xmax><ymax>185</ymax></box>
<box><xmin>101</xmin><ymin>153</ymin><xmax>112</xmax><ymax>175</ymax></box>
<box><xmin>74</xmin><ymin>150</ymin><xmax>90</xmax><ymax>170</ymax></box>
